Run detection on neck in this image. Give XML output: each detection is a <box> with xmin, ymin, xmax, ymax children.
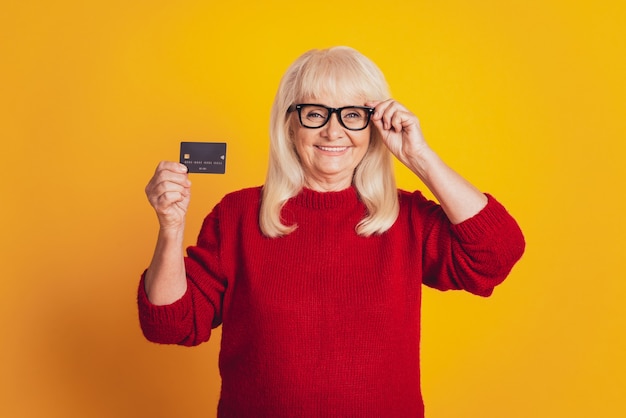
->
<box><xmin>304</xmin><ymin>173</ymin><xmax>353</xmax><ymax>192</ymax></box>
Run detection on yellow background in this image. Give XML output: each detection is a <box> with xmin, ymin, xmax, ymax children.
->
<box><xmin>1</xmin><ymin>0</ymin><xmax>624</xmax><ymax>417</ymax></box>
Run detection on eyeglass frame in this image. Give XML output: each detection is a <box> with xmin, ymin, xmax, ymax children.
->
<box><xmin>287</xmin><ymin>103</ymin><xmax>375</xmax><ymax>131</ymax></box>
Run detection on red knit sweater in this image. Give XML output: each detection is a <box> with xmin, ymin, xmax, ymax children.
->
<box><xmin>138</xmin><ymin>186</ymin><xmax>525</xmax><ymax>417</ymax></box>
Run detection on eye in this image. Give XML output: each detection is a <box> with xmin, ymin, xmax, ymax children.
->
<box><xmin>306</xmin><ymin>110</ymin><xmax>326</xmax><ymax>119</ymax></box>
<box><xmin>342</xmin><ymin>108</ymin><xmax>366</xmax><ymax>120</ymax></box>
<box><xmin>302</xmin><ymin>105</ymin><xmax>329</xmax><ymax>122</ymax></box>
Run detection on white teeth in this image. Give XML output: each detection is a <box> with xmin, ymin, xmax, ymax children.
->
<box><xmin>317</xmin><ymin>146</ymin><xmax>348</xmax><ymax>152</ymax></box>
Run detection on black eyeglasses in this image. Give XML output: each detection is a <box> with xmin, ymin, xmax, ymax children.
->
<box><xmin>288</xmin><ymin>103</ymin><xmax>374</xmax><ymax>131</ymax></box>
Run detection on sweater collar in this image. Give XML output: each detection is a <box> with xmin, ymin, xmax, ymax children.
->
<box><xmin>291</xmin><ymin>186</ymin><xmax>359</xmax><ymax>210</ymax></box>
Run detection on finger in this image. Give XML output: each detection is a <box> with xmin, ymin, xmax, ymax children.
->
<box><xmin>157</xmin><ymin>190</ymin><xmax>188</xmax><ymax>206</ymax></box>
<box><xmin>368</xmin><ymin>99</ymin><xmax>394</xmax><ymax>123</ymax></box>
<box><xmin>158</xmin><ymin>170</ymin><xmax>191</xmax><ymax>188</ymax></box>
<box><xmin>369</xmin><ymin>112</ymin><xmax>389</xmax><ymax>139</ymax></box>
<box><xmin>150</xmin><ymin>180</ymin><xmax>190</xmax><ymax>202</ymax></box>
<box><xmin>151</xmin><ymin>190</ymin><xmax>190</xmax><ymax>216</ymax></box>
<box><xmin>366</xmin><ymin>100</ymin><xmax>393</xmax><ymax>133</ymax></box>
<box><xmin>364</xmin><ymin>100</ymin><xmax>382</xmax><ymax>111</ymax></box>
<box><xmin>155</xmin><ymin>161</ymin><xmax>188</xmax><ymax>175</ymax></box>
<box><xmin>147</xmin><ymin>165</ymin><xmax>191</xmax><ymax>193</ymax></box>
<box><xmin>391</xmin><ymin>111</ymin><xmax>409</xmax><ymax>133</ymax></box>
<box><xmin>377</xmin><ymin>100</ymin><xmax>403</xmax><ymax>131</ymax></box>
<box><xmin>147</xmin><ymin>178</ymin><xmax>190</xmax><ymax>209</ymax></box>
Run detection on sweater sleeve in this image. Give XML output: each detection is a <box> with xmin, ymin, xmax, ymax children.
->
<box><xmin>137</xmin><ymin>204</ymin><xmax>228</xmax><ymax>346</ymax></box>
<box><xmin>417</xmin><ymin>193</ymin><xmax>525</xmax><ymax>296</ymax></box>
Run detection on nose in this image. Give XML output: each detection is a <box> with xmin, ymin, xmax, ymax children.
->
<box><xmin>322</xmin><ymin>111</ymin><xmax>343</xmax><ymax>140</ymax></box>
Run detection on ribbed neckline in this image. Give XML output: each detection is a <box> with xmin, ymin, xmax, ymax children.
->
<box><xmin>291</xmin><ymin>186</ymin><xmax>359</xmax><ymax>210</ymax></box>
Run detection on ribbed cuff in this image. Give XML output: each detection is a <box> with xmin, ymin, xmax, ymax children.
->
<box><xmin>137</xmin><ymin>271</ymin><xmax>192</xmax><ymax>324</ymax></box>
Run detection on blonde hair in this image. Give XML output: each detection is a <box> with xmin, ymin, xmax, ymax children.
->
<box><xmin>260</xmin><ymin>46</ymin><xmax>399</xmax><ymax>237</ymax></box>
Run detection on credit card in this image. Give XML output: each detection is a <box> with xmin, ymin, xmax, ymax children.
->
<box><xmin>180</xmin><ymin>142</ymin><xmax>227</xmax><ymax>174</ymax></box>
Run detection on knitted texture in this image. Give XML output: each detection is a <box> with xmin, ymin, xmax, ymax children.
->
<box><xmin>138</xmin><ymin>186</ymin><xmax>525</xmax><ymax>417</ymax></box>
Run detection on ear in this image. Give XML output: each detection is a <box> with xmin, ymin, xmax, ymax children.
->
<box><xmin>288</xmin><ymin>119</ymin><xmax>296</xmax><ymax>141</ymax></box>
<box><xmin>286</xmin><ymin>112</ymin><xmax>297</xmax><ymax>141</ymax></box>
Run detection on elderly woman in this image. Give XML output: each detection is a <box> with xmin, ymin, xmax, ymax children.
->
<box><xmin>139</xmin><ymin>46</ymin><xmax>525</xmax><ymax>417</ymax></box>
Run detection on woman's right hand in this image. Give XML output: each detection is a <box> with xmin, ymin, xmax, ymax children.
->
<box><xmin>145</xmin><ymin>161</ymin><xmax>191</xmax><ymax>230</ymax></box>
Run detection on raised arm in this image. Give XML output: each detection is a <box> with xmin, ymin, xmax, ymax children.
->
<box><xmin>368</xmin><ymin>99</ymin><xmax>487</xmax><ymax>224</ymax></box>
<box><xmin>143</xmin><ymin>161</ymin><xmax>191</xmax><ymax>305</ymax></box>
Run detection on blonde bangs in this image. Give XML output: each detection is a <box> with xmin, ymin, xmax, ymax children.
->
<box><xmin>292</xmin><ymin>47</ymin><xmax>389</xmax><ymax>104</ymax></box>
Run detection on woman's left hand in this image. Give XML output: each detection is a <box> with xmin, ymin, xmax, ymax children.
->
<box><xmin>367</xmin><ymin>99</ymin><xmax>428</xmax><ymax>169</ymax></box>
<box><xmin>368</xmin><ymin>99</ymin><xmax>488</xmax><ymax>224</ymax></box>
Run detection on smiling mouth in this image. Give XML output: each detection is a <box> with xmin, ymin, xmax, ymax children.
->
<box><xmin>316</xmin><ymin>145</ymin><xmax>349</xmax><ymax>152</ymax></box>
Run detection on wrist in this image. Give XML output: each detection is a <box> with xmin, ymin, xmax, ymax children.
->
<box><xmin>404</xmin><ymin>145</ymin><xmax>439</xmax><ymax>180</ymax></box>
<box><xmin>157</xmin><ymin>223</ymin><xmax>186</xmax><ymax>242</ymax></box>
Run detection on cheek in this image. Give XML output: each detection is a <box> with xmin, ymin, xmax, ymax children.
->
<box><xmin>290</xmin><ymin>120</ymin><xmax>308</xmax><ymax>146</ymax></box>
<box><xmin>357</xmin><ymin>131</ymin><xmax>372</xmax><ymax>150</ymax></box>
<box><xmin>292</xmin><ymin>132</ymin><xmax>313</xmax><ymax>163</ymax></box>
<box><xmin>288</xmin><ymin>120</ymin><xmax>304</xmax><ymax>155</ymax></box>
<box><xmin>354</xmin><ymin>134</ymin><xmax>373</xmax><ymax>163</ymax></box>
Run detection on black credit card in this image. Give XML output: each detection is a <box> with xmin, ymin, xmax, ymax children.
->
<box><xmin>180</xmin><ymin>142</ymin><xmax>227</xmax><ymax>174</ymax></box>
